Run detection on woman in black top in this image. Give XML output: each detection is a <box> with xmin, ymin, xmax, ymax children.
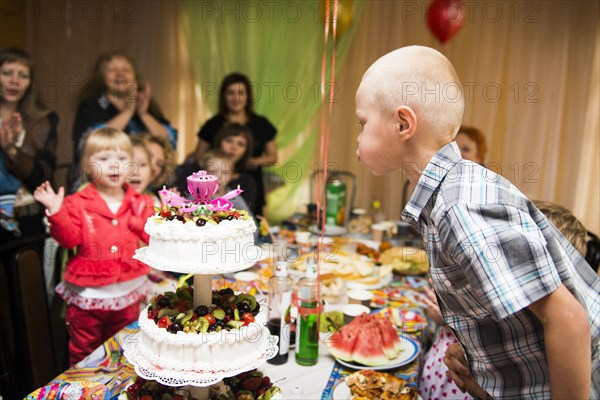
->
<box><xmin>193</xmin><ymin>73</ymin><xmax>277</xmax><ymax>216</ymax></box>
<box><xmin>72</xmin><ymin>51</ymin><xmax>176</xmax><ymax>161</ymax></box>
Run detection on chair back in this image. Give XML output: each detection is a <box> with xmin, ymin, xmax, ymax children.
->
<box><xmin>0</xmin><ymin>235</ymin><xmax>57</xmax><ymax>396</ymax></box>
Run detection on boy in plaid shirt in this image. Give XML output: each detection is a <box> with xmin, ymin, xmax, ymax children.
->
<box><xmin>355</xmin><ymin>45</ymin><xmax>599</xmax><ymax>399</ymax></box>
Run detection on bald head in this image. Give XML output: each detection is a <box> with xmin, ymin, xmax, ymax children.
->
<box><xmin>360</xmin><ymin>46</ymin><xmax>464</xmax><ymax>140</ymax></box>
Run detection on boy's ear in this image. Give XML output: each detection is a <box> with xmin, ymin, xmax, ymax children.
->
<box><xmin>394</xmin><ymin>106</ymin><xmax>417</xmax><ymax>140</ymax></box>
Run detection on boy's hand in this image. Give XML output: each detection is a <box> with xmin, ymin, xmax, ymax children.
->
<box><xmin>444</xmin><ymin>343</ymin><xmax>489</xmax><ymax>398</ymax></box>
<box><xmin>34</xmin><ymin>181</ymin><xmax>64</xmax><ymax>216</ymax></box>
<box><xmin>422</xmin><ymin>286</ymin><xmax>444</xmax><ymax>325</ymax></box>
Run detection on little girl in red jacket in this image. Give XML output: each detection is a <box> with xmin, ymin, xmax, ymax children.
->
<box><xmin>34</xmin><ymin>128</ymin><xmax>155</xmax><ymax>365</ymax></box>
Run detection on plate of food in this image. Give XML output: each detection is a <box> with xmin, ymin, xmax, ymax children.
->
<box><xmin>333</xmin><ymin>370</ymin><xmax>419</xmax><ymax>400</ymax></box>
<box><xmin>335</xmin><ymin>335</ymin><xmax>420</xmax><ymax>371</ymax></box>
<box><xmin>379</xmin><ymin>246</ymin><xmax>429</xmax><ymax>275</ymax></box>
<box><xmin>327</xmin><ymin>313</ymin><xmax>421</xmax><ymax>371</ymax></box>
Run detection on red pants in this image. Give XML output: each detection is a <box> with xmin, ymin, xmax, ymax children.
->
<box><xmin>66</xmin><ymin>303</ymin><xmax>139</xmax><ymax>366</ymax></box>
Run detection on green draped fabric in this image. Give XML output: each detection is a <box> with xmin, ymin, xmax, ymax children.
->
<box><xmin>180</xmin><ymin>0</ymin><xmax>362</xmax><ymax>222</ymax></box>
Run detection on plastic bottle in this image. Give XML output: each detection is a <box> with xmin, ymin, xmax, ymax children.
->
<box><xmin>372</xmin><ymin>199</ymin><xmax>385</xmax><ymax>223</ymax></box>
<box><xmin>267</xmin><ymin>261</ymin><xmax>293</xmax><ymax>365</ymax></box>
<box><xmin>295</xmin><ymin>257</ymin><xmax>320</xmax><ymax>366</ymax></box>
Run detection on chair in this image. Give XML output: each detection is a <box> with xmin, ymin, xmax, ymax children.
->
<box><xmin>0</xmin><ymin>235</ymin><xmax>58</xmax><ymax>397</ymax></box>
<box><xmin>586</xmin><ymin>231</ymin><xmax>600</xmax><ymax>274</ymax></box>
<box><xmin>309</xmin><ymin>169</ymin><xmax>357</xmax><ymax>229</ymax></box>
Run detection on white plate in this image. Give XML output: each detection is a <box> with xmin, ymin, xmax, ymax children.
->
<box><xmin>333</xmin><ymin>382</ymin><xmax>352</xmax><ymax>400</ymax></box>
<box><xmin>346</xmin><ymin>272</ymin><xmax>392</xmax><ymax>290</ymax></box>
<box><xmin>310</xmin><ymin>224</ymin><xmax>347</xmax><ymax>236</ymax></box>
<box><xmin>334</xmin><ymin>335</ymin><xmax>420</xmax><ymax>370</ymax></box>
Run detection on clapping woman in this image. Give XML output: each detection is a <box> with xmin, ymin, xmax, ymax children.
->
<box><xmin>0</xmin><ymin>47</ymin><xmax>58</xmax><ymax>240</ymax></box>
<box><xmin>72</xmin><ymin>51</ymin><xmax>176</xmax><ymax>162</ymax></box>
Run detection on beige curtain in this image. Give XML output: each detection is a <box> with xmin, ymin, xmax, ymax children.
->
<box><xmin>14</xmin><ymin>0</ymin><xmax>599</xmax><ymax>232</ymax></box>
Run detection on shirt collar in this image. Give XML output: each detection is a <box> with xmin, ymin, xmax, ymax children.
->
<box><xmin>401</xmin><ymin>141</ymin><xmax>462</xmax><ymax>222</ymax></box>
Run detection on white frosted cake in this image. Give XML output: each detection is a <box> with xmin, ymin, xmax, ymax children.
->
<box><xmin>137</xmin><ymin>307</ymin><xmax>271</xmax><ymax>372</ymax></box>
<box><xmin>143</xmin><ymin>216</ymin><xmax>258</xmax><ymax>270</ymax></box>
<box><xmin>136</xmin><ymin>170</ymin><xmax>261</xmax><ymax>272</ymax></box>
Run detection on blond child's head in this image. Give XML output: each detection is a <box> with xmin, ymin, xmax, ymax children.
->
<box><xmin>80</xmin><ymin>128</ymin><xmax>132</xmax><ymax>186</ymax></box>
<box><xmin>534</xmin><ymin>200</ymin><xmax>587</xmax><ymax>256</ymax></box>
<box><xmin>134</xmin><ymin>132</ymin><xmax>176</xmax><ymax>189</ymax></box>
<box><xmin>127</xmin><ymin>136</ymin><xmax>154</xmax><ymax>193</ymax></box>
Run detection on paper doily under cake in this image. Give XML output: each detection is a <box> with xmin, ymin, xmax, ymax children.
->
<box><xmin>123</xmin><ymin>333</ymin><xmax>279</xmax><ymax>387</ymax></box>
<box><xmin>134</xmin><ymin>246</ymin><xmax>263</xmax><ymax>274</ymax></box>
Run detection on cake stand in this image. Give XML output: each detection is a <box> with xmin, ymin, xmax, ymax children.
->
<box><xmin>124</xmin><ymin>246</ymin><xmax>278</xmax><ymax>399</ymax></box>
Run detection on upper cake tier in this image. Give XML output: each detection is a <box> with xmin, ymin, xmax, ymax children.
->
<box><xmin>133</xmin><ymin>171</ymin><xmax>261</xmax><ymax>273</ymax></box>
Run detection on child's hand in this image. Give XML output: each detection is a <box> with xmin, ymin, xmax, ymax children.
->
<box><xmin>444</xmin><ymin>342</ymin><xmax>488</xmax><ymax>398</ymax></box>
<box><xmin>422</xmin><ymin>286</ymin><xmax>444</xmax><ymax>326</ymax></box>
<box><xmin>34</xmin><ymin>181</ymin><xmax>64</xmax><ymax>216</ymax></box>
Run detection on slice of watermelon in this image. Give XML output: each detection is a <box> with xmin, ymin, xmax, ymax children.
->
<box><xmin>374</xmin><ymin>316</ymin><xmax>402</xmax><ymax>359</ymax></box>
<box><xmin>351</xmin><ymin>321</ymin><xmax>389</xmax><ymax>366</ymax></box>
<box><xmin>328</xmin><ymin>325</ymin><xmax>360</xmax><ymax>362</ymax></box>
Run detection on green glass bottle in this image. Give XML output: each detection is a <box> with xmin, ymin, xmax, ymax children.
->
<box><xmin>295</xmin><ymin>257</ymin><xmax>320</xmax><ymax>366</ymax></box>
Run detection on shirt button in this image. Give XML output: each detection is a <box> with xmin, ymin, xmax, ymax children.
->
<box><xmin>110</xmin><ymin>245</ymin><xmax>118</xmax><ymax>253</ymax></box>
<box><xmin>111</xmin><ymin>219</ymin><xmax>118</xmax><ymax>226</ymax></box>
<box><xmin>444</xmin><ymin>280</ymin><xmax>452</xmax><ymax>287</ymax></box>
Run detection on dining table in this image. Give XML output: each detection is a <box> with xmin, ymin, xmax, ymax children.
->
<box><xmin>26</xmin><ymin>230</ymin><xmax>432</xmax><ymax>400</ymax></box>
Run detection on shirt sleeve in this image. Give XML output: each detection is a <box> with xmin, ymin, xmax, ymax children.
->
<box><xmin>441</xmin><ymin>203</ymin><xmax>562</xmax><ymax>320</ymax></box>
<box><xmin>197</xmin><ymin>117</ymin><xmax>220</xmax><ymax>145</ymax></box>
<box><xmin>258</xmin><ymin>116</ymin><xmax>277</xmax><ymax>142</ymax></box>
<box><xmin>47</xmin><ymin>195</ymin><xmax>83</xmax><ymax>249</ymax></box>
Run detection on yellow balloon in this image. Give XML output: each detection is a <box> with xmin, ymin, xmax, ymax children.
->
<box><xmin>320</xmin><ymin>0</ymin><xmax>354</xmax><ymax>38</ymax></box>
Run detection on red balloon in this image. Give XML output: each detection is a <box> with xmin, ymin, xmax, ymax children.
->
<box><xmin>427</xmin><ymin>0</ymin><xmax>465</xmax><ymax>44</ymax></box>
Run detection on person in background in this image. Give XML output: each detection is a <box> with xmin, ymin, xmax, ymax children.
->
<box><xmin>202</xmin><ymin>150</ymin><xmax>252</xmax><ymax>215</ymax></box>
<box><xmin>72</xmin><ymin>51</ymin><xmax>176</xmax><ymax>162</ymax></box>
<box><xmin>127</xmin><ymin>135</ymin><xmax>159</xmax><ymax>206</ymax></box>
<box><xmin>455</xmin><ymin>126</ymin><xmax>487</xmax><ymax>164</ymax></box>
<box><xmin>355</xmin><ymin>45</ymin><xmax>599</xmax><ymax>399</ymax></box>
<box><xmin>135</xmin><ymin>132</ymin><xmax>176</xmax><ymax>193</ymax></box>
<box><xmin>192</xmin><ymin>73</ymin><xmax>277</xmax><ymax>216</ymax></box>
<box><xmin>179</xmin><ymin>123</ymin><xmax>257</xmax><ymax>209</ymax></box>
<box><xmin>34</xmin><ymin>128</ymin><xmax>154</xmax><ymax>365</ymax></box>
<box><xmin>0</xmin><ymin>47</ymin><xmax>58</xmax><ymax>240</ymax></box>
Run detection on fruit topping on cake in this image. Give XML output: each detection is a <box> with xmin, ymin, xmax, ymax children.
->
<box><xmin>217</xmin><ymin>370</ymin><xmax>281</xmax><ymax>400</ymax></box>
<box><xmin>147</xmin><ymin>287</ymin><xmax>261</xmax><ymax>334</ymax></box>
<box><xmin>122</xmin><ymin>371</ymin><xmax>280</xmax><ymax>400</ymax></box>
<box><xmin>153</xmin><ymin>205</ymin><xmax>250</xmax><ymax>226</ymax></box>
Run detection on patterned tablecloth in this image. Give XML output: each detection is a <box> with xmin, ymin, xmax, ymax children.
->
<box><xmin>27</xmin><ymin>272</ymin><xmax>431</xmax><ymax>400</ymax></box>
<box><xmin>26</xmin><ymin>322</ymin><xmax>139</xmax><ymax>400</ymax></box>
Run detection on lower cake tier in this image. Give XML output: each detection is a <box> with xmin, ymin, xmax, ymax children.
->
<box><xmin>132</xmin><ymin>306</ymin><xmax>274</xmax><ymax>372</ymax></box>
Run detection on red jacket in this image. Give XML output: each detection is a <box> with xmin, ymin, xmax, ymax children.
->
<box><xmin>48</xmin><ymin>183</ymin><xmax>155</xmax><ymax>287</ymax></box>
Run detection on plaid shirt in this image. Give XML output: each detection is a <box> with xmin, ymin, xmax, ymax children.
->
<box><xmin>402</xmin><ymin>142</ymin><xmax>600</xmax><ymax>399</ymax></box>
